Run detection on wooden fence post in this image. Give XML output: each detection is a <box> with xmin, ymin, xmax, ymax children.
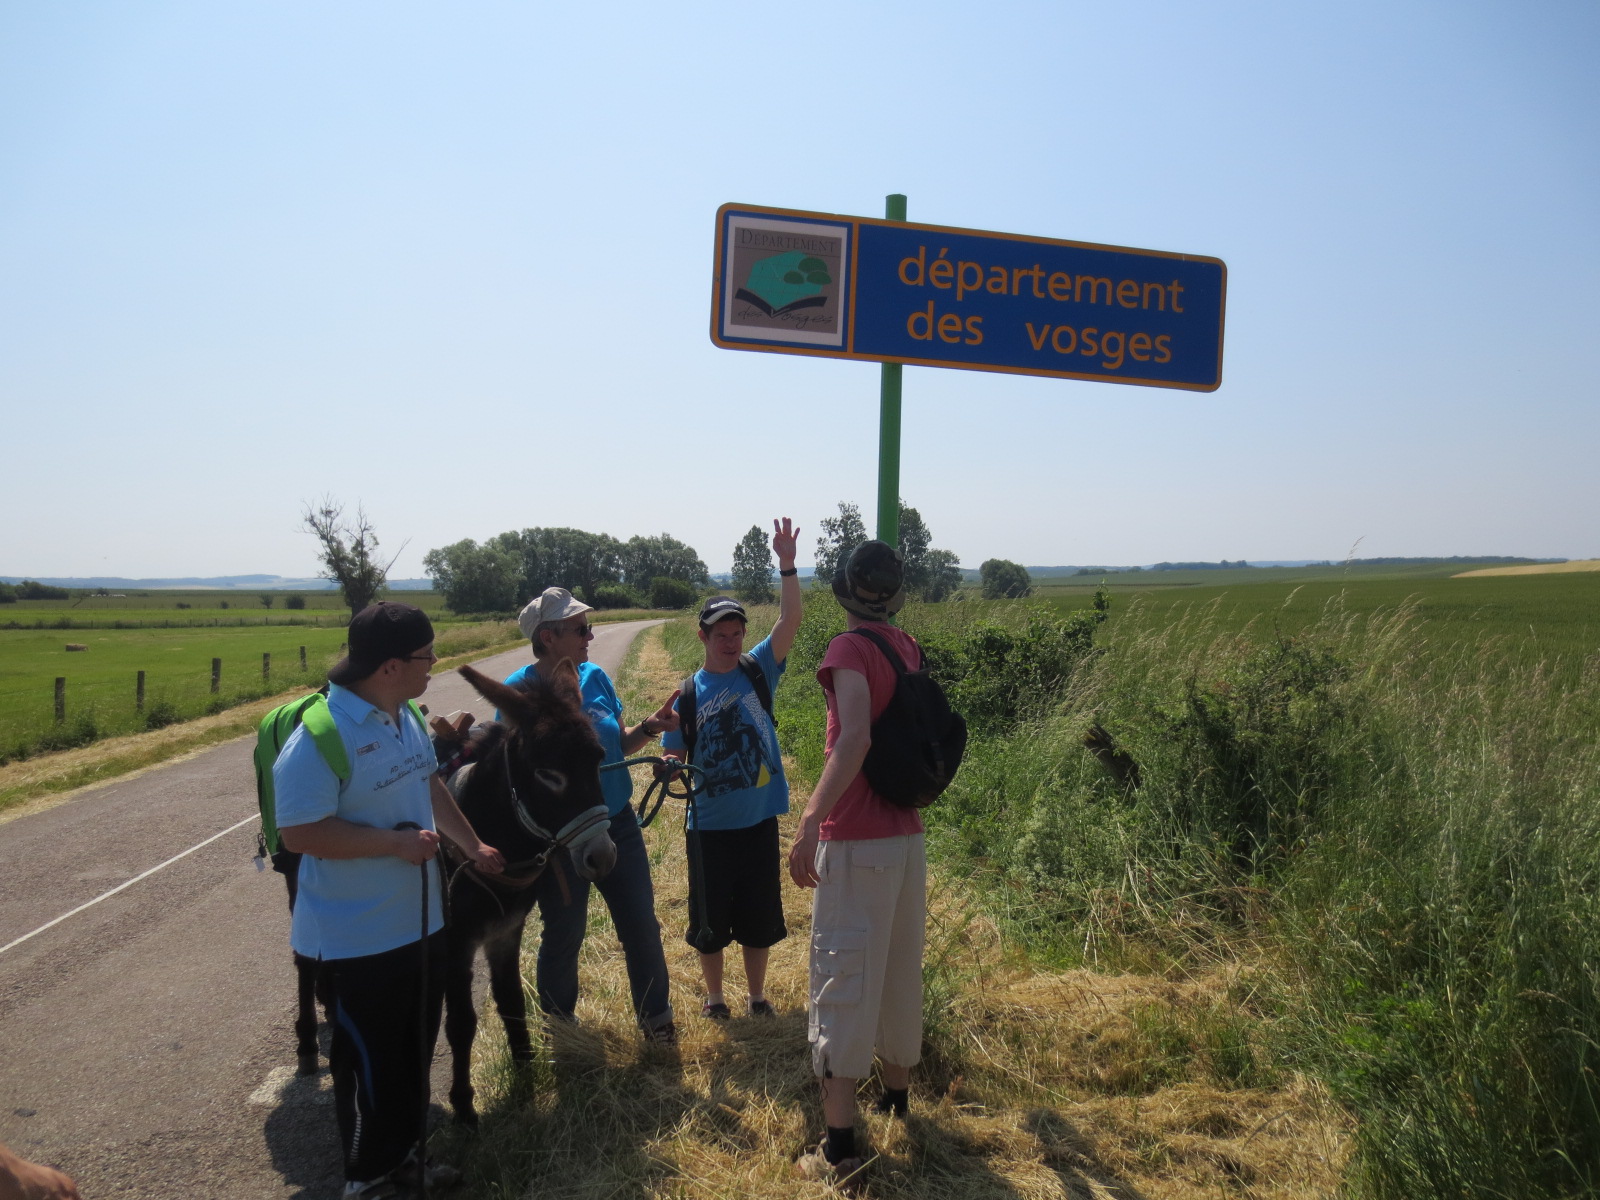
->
<box><xmin>211</xmin><ymin>658</ymin><xmax>222</xmax><ymax>694</ymax></box>
<box><xmin>54</xmin><ymin>678</ymin><xmax>65</xmax><ymax>722</ymax></box>
<box><xmin>263</xmin><ymin>652</ymin><xmax>271</xmax><ymax>682</ymax></box>
<box><xmin>136</xmin><ymin>670</ymin><xmax>146</xmax><ymax>711</ymax></box>
<box><xmin>299</xmin><ymin>645</ymin><xmax>307</xmax><ymax>671</ymax></box>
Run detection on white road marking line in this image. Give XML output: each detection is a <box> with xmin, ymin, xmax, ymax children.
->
<box><xmin>0</xmin><ymin>813</ymin><xmax>260</xmax><ymax>957</ymax></box>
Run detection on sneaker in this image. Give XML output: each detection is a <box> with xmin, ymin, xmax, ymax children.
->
<box><xmin>701</xmin><ymin>1000</ymin><xmax>731</xmax><ymax>1020</ymax></box>
<box><xmin>795</xmin><ymin>1141</ymin><xmax>867</xmax><ymax>1192</ymax></box>
<box><xmin>342</xmin><ymin>1180</ymin><xmax>404</xmax><ymax>1199</ymax></box>
<box><xmin>395</xmin><ymin>1152</ymin><xmax>462</xmax><ymax>1192</ymax></box>
<box><xmin>643</xmin><ymin>1020</ymin><xmax>678</xmax><ymax>1044</ymax></box>
<box><xmin>747</xmin><ymin>998</ymin><xmax>776</xmax><ymax>1018</ymax></box>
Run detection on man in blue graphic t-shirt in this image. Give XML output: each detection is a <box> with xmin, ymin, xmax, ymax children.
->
<box><xmin>661</xmin><ymin>518</ymin><xmax>801</xmax><ymax>1020</ymax></box>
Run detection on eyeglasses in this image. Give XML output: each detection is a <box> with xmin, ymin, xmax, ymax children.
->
<box><xmin>401</xmin><ymin>650</ymin><xmax>439</xmax><ymax>663</ymax></box>
<box><xmin>564</xmin><ymin>623</ymin><xmax>594</xmax><ymax>638</ymax></box>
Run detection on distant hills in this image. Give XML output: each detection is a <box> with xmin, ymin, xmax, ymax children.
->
<box><xmin>0</xmin><ymin>574</ymin><xmax>437</xmax><ymax>591</ymax></box>
<box><xmin>3</xmin><ymin>558</ymin><xmax>1568</xmax><ymax>592</ymax></box>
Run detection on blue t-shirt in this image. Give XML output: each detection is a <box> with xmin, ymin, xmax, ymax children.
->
<box><xmin>662</xmin><ymin>635</ymin><xmax>788</xmax><ymax>831</ymax></box>
<box><xmin>501</xmin><ymin>661</ymin><xmax>633</xmax><ymax>816</ymax></box>
<box><xmin>272</xmin><ymin>684</ymin><xmax>443</xmax><ymax>960</ymax></box>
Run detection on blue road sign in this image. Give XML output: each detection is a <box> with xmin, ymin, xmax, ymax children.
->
<box><xmin>711</xmin><ymin>203</ymin><xmax>1226</xmax><ymax>391</ymax></box>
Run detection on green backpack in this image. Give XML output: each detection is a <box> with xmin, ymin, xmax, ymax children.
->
<box><xmin>253</xmin><ymin>687</ymin><xmax>426</xmax><ymax>855</ymax></box>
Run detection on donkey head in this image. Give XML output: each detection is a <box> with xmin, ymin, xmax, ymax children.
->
<box><xmin>457</xmin><ymin>660</ymin><xmax>617</xmax><ymax>881</ymax></box>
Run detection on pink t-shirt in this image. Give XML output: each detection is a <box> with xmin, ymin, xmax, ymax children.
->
<box><xmin>816</xmin><ymin>623</ymin><xmax>926</xmax><ymax>842</ymax></box>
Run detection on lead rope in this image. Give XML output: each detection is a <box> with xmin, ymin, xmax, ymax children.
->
<box><xmin>599</xmin><ymin>755</ymin><xmax>714</xmax><ymax>949</ymax></box>
<box><xmin>394</xmin><ymin>821</ymin><xmax>432</xmax><ymax>1200</ymax></box>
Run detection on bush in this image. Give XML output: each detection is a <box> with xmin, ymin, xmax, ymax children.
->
<box><xmin>142</xmin><ymin>698</ymin><xmax>180</xmax><ymax>730</ymax></box>
<box><xmin>0</xmin><ymin>583</ymin><xmax>16</xmax><ymax>604</ymax></box>
<box><xmin>1161</xmin><ymin>634</ymin><xmax>1351</xmax><ymax>876</ymax></box>
<box><xmin>284</xmin><ymin>595</ymin><xmax>306</xmax><ymax>610</ymax></box>
<box><xmin>917</xmin><ymin>596</ymin><xmax>1108</xmax><ymax>736</ymax></box>
<box><xmin>649</xmin><ymin>577</ymin><xmax>699</xmax><ymax>610</ymax></box>
<box><xmin>590</xmin><ymin>583</ymin><xmax>643</xmax><ymax>610</ymax></box>
<box><xmin>34</xmin><ymin>711</ymin><xmax>99</xmax><ymax>753</ymax></box>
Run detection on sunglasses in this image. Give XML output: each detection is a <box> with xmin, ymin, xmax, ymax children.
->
<box><xmin>564</xmin><ymin>623</ymin><xmax>594</xmax><ymax>638</ymax></box>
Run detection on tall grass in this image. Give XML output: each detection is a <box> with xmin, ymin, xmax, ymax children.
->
<box><xmin>766</xmin><ymin>591</ymin><xmax>1600</xmax><ymax>1197</ymax></box>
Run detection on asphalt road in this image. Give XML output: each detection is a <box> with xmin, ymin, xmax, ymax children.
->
<box><xmin>0</xmin><ymin>620</ymin><xmax>662</xmax><ymax>1198</ymax></box>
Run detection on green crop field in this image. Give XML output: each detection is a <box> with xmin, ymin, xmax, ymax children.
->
<box><xmin>1030</xmin><ymin>567</ymin><xmax>1600</xmax><ymax>673</ymax></box>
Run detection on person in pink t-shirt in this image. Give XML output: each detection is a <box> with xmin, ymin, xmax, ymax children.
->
<box><xmin>787</xmin><ymin>540</ymin><xmax>926</xmax><ymax>1189</ymax></box>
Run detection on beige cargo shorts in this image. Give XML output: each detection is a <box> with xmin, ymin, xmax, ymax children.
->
<box><xmin>806</xmin><ymin>833</ymin><xmax>926</xmax><ymax>1080</ymax></box>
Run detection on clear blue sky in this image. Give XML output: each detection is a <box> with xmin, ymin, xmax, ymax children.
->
<box><xmin>3</xmin><ymin>0</ymin><xmax>1595</xmax><ymax>577</ymax></box>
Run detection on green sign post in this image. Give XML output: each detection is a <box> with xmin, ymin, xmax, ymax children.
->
<box><xmin>877</xmin><ymin>193</ymin><xmax>906</xmax><ymax>546</ymax></box>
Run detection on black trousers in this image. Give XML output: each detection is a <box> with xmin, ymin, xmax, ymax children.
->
<box><xmin>322</xmin><ymin>931</ymin><xmax>446</xmax><ymax>1182</ymax></box>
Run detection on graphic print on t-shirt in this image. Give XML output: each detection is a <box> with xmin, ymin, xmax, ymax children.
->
<box><xmin>697</xmin><ymin>688</ymin><xmax>779</xmax><ymax>798</ymax></box>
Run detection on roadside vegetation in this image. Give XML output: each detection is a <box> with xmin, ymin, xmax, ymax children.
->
<box><xmin>433</xmin><ymin>574</ymin><xmax>1598</xmax><ymax>1199</ymax></box>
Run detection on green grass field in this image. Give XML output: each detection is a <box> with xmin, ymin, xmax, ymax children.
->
<box><xmin>0</xmin><ymin>624</ymin><xmax>356</xmax><ymax>759</ymax></box>
<box><xmin>0</xmin><ymin>599</ymin><xmax>673</xmax><ymax>763</ymax></box>
<box><xmin>0</xmin><ymin>587</ymin><xmax>449</xmax><ymax>629</ymax></box>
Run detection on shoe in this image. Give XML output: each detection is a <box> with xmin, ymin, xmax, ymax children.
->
<box><xmin>342</xmin><ymin>1179</ymin><xmax>404</xmax><ymax>1199</ymax></box>
<box><xmin>643</xmin><ymin>1020</ymin><xmax>678</xmax><ymax>1044</ymax></box>
<box><xmin>701</xmin><ymin>1000</ymin><xmax>731</xmax><ymax>1020</ymax></box>
<box><xmin>395</xmin><ymin>1152</ymin><xmax>462</xmax><ymax>1191</ymax></box>
<box><xmin>795</xmin><ymin>1141</ymin><xmax>867</xmax><ymax>1192</ymax></box>
<box><xmin>747</xmin><ymin>998</ymin><xmax>776</xmax><ymax>1018</ymax></box>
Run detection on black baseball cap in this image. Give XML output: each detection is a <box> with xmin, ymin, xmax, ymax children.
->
<box><xmin>328</xmin><ymin>602</ymin><xmax>435</xmax><ymax>686</ymax></box>
<box><xmin>832</xmin><ymin>540</ymin><xmax>905</xmax><ymax>621</ymax></box>
<box><xmin>697</xmin><ymin>596</ymin><xmax>747</xmax><ymax>629</ymax></box>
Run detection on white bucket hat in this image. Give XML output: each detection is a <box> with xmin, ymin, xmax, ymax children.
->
<box><xmin>517</xmin><ymin>586</ymin><xmax>594</xmax><ymax>640</ymax></box>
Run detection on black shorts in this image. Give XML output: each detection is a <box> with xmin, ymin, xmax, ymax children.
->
<box><xmin>684</xmin><ymin>816</ymin><xmax>788</xmax><ymax>954</ymax></box>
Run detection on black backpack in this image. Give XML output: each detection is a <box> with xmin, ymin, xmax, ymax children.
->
<box><xmin>677</xmin><ymin>653</ymin><xmax>774</xmax><ymax>764</ymax></box>
<box><xmin>843</xmin><ymin>627</ymin><xmax>967</xmax><ymax>809</ymax></box>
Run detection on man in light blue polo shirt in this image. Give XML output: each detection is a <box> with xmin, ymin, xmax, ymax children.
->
<box><xmin>276</xmin><ymin>602</ymin><xmax>504</xmax><ymax>1199</ymax></box>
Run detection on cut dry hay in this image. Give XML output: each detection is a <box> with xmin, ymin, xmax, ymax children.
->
<box><xmin>431</xmin><ymin>625</ymin><xmax>1348</xmax><ymax>1199</ymax></box>
<box><xmin>1452</xmin><ymin>558</ymin><xmax>1600</xmax><ymax>577</ymax></box>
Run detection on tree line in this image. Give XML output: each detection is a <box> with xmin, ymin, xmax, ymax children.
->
<box><xmin>423</xmin><ymin>528</ymin><xmax>710</xmax><ymax>613</ymax></box>
<box><xmin>300</xmin><ymin>495</ymin><xmax>1035</xmax><ymax>616</ymax></box>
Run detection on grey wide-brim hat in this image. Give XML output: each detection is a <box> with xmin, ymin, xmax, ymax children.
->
<box><xmin>832</xmin><ymin>540</ymin><xmax>906</xmax><ymax>621</ymax></box>
<box><xmin>517</xmin><ymin>587</ymin><xmax>594</xmax><ymax>640</ymax></box>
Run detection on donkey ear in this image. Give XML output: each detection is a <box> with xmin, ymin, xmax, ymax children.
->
<box><xmin>548</xmin><ymin>658</ymin><xmax>583</xmax><ymax>710</ymax></box>
<box><xmin>457</xmin><ymin>663</ymin><xmax>534</xmax><ymax>726</ymax></box>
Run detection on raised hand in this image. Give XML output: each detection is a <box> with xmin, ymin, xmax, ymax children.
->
<box><xmin>772</xmin><ymin>517</ymin><xmax>800</xmax><ymax>567</ymax></box>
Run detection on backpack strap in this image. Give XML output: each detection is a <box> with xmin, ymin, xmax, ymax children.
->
<box><xmin>679</xmin><ymin>653</ymin><xmax>775</xmax><ymax>765</ymax></box>
<box><xmin>298</xmin><ymin>697</ymin><xmax>351</xmax><ymax>784</ymax></box>
<box><xmin>404</xmin><ymin>698</ymin><xmax>428</xmax><ymax>738</ymax></box>
<box><xmin>847</xmin><ymin>626</ymin><xmax>923</xmax><ymax>675</ymax></box>
<box><xmin>738</xmin><ymin>653</ymin><xmax>775</xmax><ymax>723</ymax></box>
<box><xmin>678</xmin><ymin>673</ymin><xmax>700</xmax><ymax>763</ymax></box>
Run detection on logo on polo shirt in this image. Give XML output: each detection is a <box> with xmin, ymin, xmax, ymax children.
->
<box><xmin>356</xmin><ymin>741</ymin><xmax>380</xmax><ymax>756</ymax></box>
